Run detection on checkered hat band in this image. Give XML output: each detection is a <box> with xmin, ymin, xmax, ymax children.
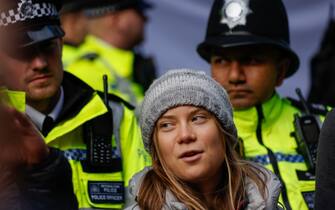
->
<box><xmin>84</xmin><ymin>5</ymin><xmax>118</xmax><ymax>17</ymax></box>
<box><xmin>0</xmin><ymin>3</ymin><xmax>58</xmax><ymax>26</ymax></box>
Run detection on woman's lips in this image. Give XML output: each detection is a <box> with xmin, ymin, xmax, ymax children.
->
<box><xmin>179</xmin><ymin>150</ymin><xmax>203</xmax><ymax>163</ymax></box>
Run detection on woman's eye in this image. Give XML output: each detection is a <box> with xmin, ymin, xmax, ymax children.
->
<box><xmin>192</xmin><ymin>115</ymin><xmax>207</xmax><ymax>123</ymax></box>
<box><xmin>160</xmin><ymin>123</ymin><xmax>170</xmax><ymax>128</ymax></box>
<box><xmin>158</xmin><ymin>122</ymin><xmax>174</xmax><ymax>131</ymax></box>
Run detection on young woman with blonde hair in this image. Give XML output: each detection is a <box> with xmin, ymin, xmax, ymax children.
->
<box><xmin>126</xmin><ymin>69</ymin><xmax>282</xmax><ymax>210</ymax></box>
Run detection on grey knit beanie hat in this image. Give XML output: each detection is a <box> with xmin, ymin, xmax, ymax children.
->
<box><xmin>139</xmin><ymin>68</ymin><xmax>238</xmax><ymax>153</ymax></box>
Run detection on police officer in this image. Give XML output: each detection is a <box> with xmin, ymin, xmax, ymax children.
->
<box><xmin>0</xmin><ymin>0</ymin><xmax>150</xmax><ymax>209</ymax></box>
<box><xmin>197</xmin><ymin>0</ymin><xmax>328</xmax><ymax>209</ymax></box>
<box><xmin>61</xmin><ymin>0</ymin><xmax>130</xmax><ymax>103</ymax></box>
<box><xmin>60</xmin><ymin>0</ymin><xmax>91</xmax><ymax>67</ymax></box>
<box><xmin>65</xmin><ymin>0</ymin><xmax>156</xmax><ymax>105</ymax></box>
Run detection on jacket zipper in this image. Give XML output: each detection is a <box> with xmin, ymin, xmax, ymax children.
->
<box><xmin>255</xmin><ymin>105</ymin><xmax>292</xmax><ymax>210</ymax></box>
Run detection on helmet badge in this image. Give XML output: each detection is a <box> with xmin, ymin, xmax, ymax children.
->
<box><xmin>220</xmin><ymin>0</ymin><xmax>252</xmax><ymax>29</ymax></box>
<box><xmin>18</xmin><ymin>0</ymin><xmax>34</xmax><ymax>18</ymax></box>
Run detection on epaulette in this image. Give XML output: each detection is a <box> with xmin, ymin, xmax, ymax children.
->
<box><xmin>96</xmin><ymin>91</ymin><xmax>135</xmax><ymax>110</ymax></box>
<box><xmin>79</xmin><ymin>52</ymin><xmax>100</xmax><ymax>61</ymax></box>
<box><xmin>286</xmin><ymin>97</ymin><xmax>329</xmax><ymax>116</ymax></box>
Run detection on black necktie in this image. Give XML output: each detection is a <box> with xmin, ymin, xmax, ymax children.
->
<box><xmin>42</xmin><ymin>116</ymin><xmax>54</xmax><ymax>136</ymax></box>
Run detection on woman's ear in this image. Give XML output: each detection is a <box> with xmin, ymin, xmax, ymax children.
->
<box><xmin>275</xmin><ymin>58</ymin><xmax>289</xmax><ymax>86</ymax></box>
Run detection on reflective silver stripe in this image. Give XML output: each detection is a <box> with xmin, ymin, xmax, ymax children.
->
<box><xmin>108</xmin><ymin>100</ymin><xmax>124</xmax><ymax>159</ymax></box>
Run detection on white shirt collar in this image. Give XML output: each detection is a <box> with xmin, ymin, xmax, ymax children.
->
<box><xmin>26</xmin><ymin>87</ymin><xmax>64</xmax><ymax>130</ymax></box>
<box><xmin>48</xmin><ymin>86</ymin><xmax>64</xmax><ymax>120</ymax></box>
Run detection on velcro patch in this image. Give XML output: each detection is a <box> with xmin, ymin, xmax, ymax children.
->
<box><xmin>88</xmin><ymin>181</ymin><xmax>124</xmax><ymax>204</ymax></box>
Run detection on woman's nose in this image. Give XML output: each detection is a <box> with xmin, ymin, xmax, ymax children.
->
<box><xmin>177</xmin><ymin>123</ymin><xmax>196</xmax><ymax>144</ymax></box>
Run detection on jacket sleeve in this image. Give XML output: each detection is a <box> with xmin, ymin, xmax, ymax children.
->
<box><xmin>20</xmin><ymin>147</ymin><xmax>78</xmax><ymax>210</ymax></box>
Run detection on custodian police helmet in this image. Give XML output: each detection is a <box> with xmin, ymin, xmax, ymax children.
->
<box><xmin>197</xmin><ymin>0</ymin><xmax>300</xmax><ymax>78</ymax></box>
<box><xmin>0</xmin><ymin>0</ymin><xmax>64</xmax><ymax>49</ymax></box>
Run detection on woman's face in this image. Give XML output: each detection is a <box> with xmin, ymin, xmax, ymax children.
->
<box><xmin>155</xmin><ymin>106</ymin><xmax>226</xmax><ymax>185</ymax></box>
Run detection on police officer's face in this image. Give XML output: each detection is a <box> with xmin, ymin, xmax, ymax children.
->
<box><xmin>210</xmin><ymin>45</ymin><xmax>287</xmax><ymax>110</ymax></box>
<box><xmin>0</xmin><ymin>38</ymin><xmax>63</xmax><ymax>105</ymax></box>
<box><xmin>116</xmin><ymin>8</ymin><xmax>146</xmax><ymax>48</ymax></box>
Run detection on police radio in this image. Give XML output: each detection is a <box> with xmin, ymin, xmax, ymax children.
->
<box><xmin>82</xmin><ymin>75</ymin><xmax>122</xmax><ymax>173</ymax></box>
<box><xmin>293</xmin><ymin>88</ymin><xmax>320</xmax><ymax>171</ymax></box>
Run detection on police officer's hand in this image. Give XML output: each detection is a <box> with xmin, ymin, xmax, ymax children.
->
<box><xmin>0</xmin><ymin>104</ymin><xmax>49</xmax><ymax>170</ymax></box>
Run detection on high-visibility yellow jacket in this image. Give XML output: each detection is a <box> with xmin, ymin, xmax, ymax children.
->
<box><xmin>80</xmin><ymin>36</ymin><xmax>134</xmax><ymax>80</ymax></box>
<box><xmin>42</xmin><ymin>73</ymin><xmax>151</xmax><ymax>209</ymax></box>
<box><xmin>64</xmin><ymin>36</ymin><xmax>143</xmax><ymax>106</ymax></box>
<box><xmin>0</xmin><ymin>88</ymin><xmax>26</xmax><ymax>112</ymax></box>
<box><xmin>62</xmin><ymin>43</ymin><xmax>82</xmax><ymax>69</ymax></box>
<box><xmin>234</xmin><ymin>93</ymin><xmax>327</xmax><ymax>210</ymax></box>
